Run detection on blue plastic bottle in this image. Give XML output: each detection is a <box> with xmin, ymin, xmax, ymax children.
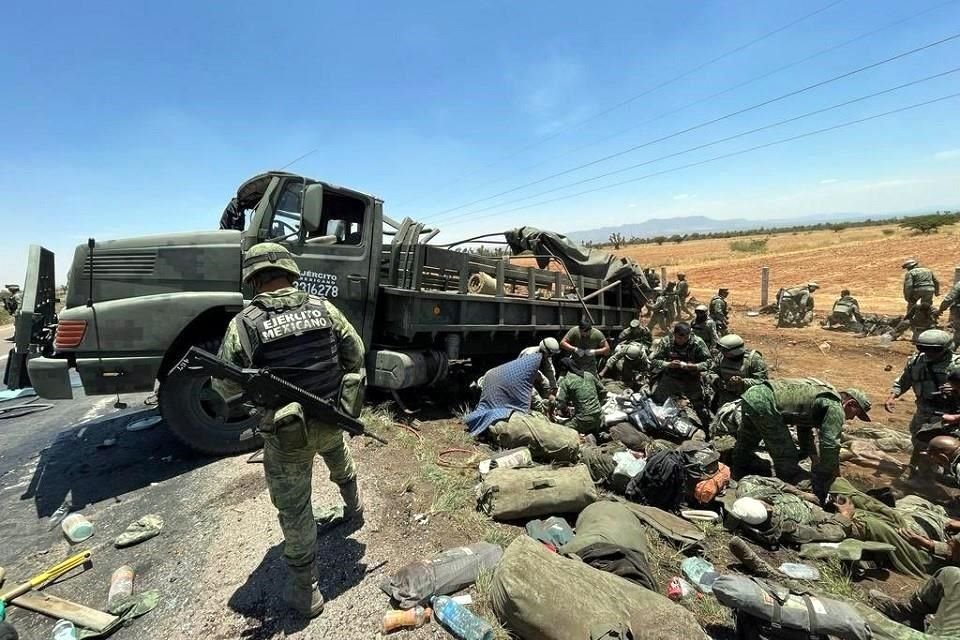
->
<box><xmin>432</xmin><ymin>595</ymin><xmax>494</xmax><ymax>640</ymax></box>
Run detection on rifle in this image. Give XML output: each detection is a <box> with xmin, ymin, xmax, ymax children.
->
<box><xmin>171</xmin><ymin>346</ymin><xmax>388</xmax><ymax>444</ymax></box>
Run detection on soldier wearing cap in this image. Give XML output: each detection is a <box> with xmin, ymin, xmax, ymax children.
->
<box><xmin>675</xmin><ymin>272</ymin><xmax>691</xmax><ymax>318</ymax></box>
<box><xmin>778</xmin><ymin>282</ymin><xmax>819</xmax><ymax>328</ymax></box>
<box><xmin>212</xmin><ymin>242</ymin><xmax>365</xmax><ymax>619</ymax></box>
<box><xmin>732</xmin><ymin>378</ymin><xmax>872</xmax><ymax>501</ymax></box>
<box><xmin>646</xmin><ymin>286</ymin><xmax>670</xmax><ymax>334</ymax></box>
<box><xmin>710</xmin><ymin>288</ymin><xmax>730</xmax><ymax>334</ymax></box>
<box><xmin>617</xmin><ymin>318</ymin><xmax>652</xmax><ymax>348</ymax></box>
<box><xmin>649</xmin><ymin>322</ymin><xmax>713</xmax><ymax>431</ymax></box>
<box><xmin>902</xmin><ymin>258</ymin><xmax>940</xmax><ymax>318</ymax></box>
<box><xmin>710</xmin><ymin>334</ymin><xmax>768</xmax><ymax>409</ymax></box>
<box><xmin>691</xmin><ymin>304</ymin><xmax>720</xmax><ymax>351</ymax></box>
<box><xmin>885</xmin><ymin>329</ymin><xmax>960</xmax><ymax>478</ymax></box>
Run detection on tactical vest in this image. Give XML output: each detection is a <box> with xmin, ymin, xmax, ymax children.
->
<box><xmin>908</xmin><ymin>267</ymin><xmax>936</xmax><ymax>290</ymax></box>
<box><xmin>905</xmin><ymin>352</ymin><xmax>960</xmax><ymax>412</ymax></box>
<box><xmin>676</xmin><ymin>281</ymin><xmax>689</xmax><ymax>298</ymax></box>
<box><xmin>769</xmin><ymin>378</ymin><xmax>840</xmax><ymax>426</ymax></box>
<box><xmin>718</xmin><ymin>352</ymin><xmax>749</xmax><ymax>382</ymax></box>
<box><xmin>831</xmin><ymin>299</ymin><xmax>854</xmax><ymax>318</ymax></box>
<box><xmin>710</xmin><ymin>296</ymin><xmax>727</xmax><ymax>314</ymax></box>
<box><xmin>237</xmin><ymin>297</ymin><xmax>341</xmax><ymax>406</ymax></box>
<box><xmin>691</xmin><ymin>319</ymin><xmax>715</xmax><ymax>346</ymax></box>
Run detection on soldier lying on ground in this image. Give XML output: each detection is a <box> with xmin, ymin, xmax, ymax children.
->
<box><xmin>868</xmin><ymin>566</ymin><xmax>960</xmax><ymax>638</ymax></box>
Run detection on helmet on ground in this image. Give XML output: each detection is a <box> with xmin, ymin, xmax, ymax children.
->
<box><xmin>695</xmin><ymin>304</ymin><xmax>708</xmax><ymax>313</ymax></box>
<box><xmin>807</xmin><ymin>282</ymin><xmax>819</xmax><ymax>290</ymax></box>
<box><xmin>902</xmin><ymin>259</ymin><xmax>919</xmax><ymax>269</ymax></box>
<box><xmin>914</xmin><ymin>329</ymin><xmax>953</xmax><ymax>350</ymax></box>
<box><xmin>540</xmin><ymin>337</ymin><xmax>561</xmax><ymax>355</ymax></box>
<box><xmin>629</xmin><ymin>319</ymin><xmax>641</xmax><ymax>329</ymax></box>
<box><xmin>926</xmin><ymin>435</ymin><xmax>960</xmax><ymax>466</ymax></box>
<box><xmin>843</xmin><ymin>388</ymin><xmax>872</xmax><ymax>421</ymax></box>
<box><xmin>242</xmin><ymin>242</ymin><xmax>300</xmax><ymax>283</ymax></box>
<box><xmin>625</xmin><ymin>344</ymin><xmax>643</xmax><ymax>361</ymax></box>
<box><xmin>718</xmin><ymin>334</ymin><xmax>745</xmax><ymax>357</ymax></box>
<box><xmin>730</xmin><ymin>497</ymin><xmax>768</xmax><ymax>525</ymax></box>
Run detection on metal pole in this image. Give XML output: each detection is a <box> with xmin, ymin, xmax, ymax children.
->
<box><xmin>660</xmin><ymin>267</ymin><xmax>667</xmax><ymax>286</ymax></box>
<box><xmin>761</xmin><ymin>266</ymin><xmax>770</xmax><ymax>306</ymax></box>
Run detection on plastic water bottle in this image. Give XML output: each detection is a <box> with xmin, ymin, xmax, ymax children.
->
<box><xmin>61</xmin><ymin>513</ymin><xmax>93</xmax><ymax>543</ymax></box>
<box><xmin>52</xmin><ymin>619</ymin><xmax>78</xmax><ymax>640</ymax></box>
<box><xmin>432</xmin><ymin>596</ymin><xmax>494</xmax><ymax>640</ymax></box>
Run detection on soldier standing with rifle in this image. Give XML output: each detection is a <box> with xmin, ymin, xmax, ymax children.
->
<box><xmin>211</xmin><ymin>242</ymin><xmax>366</xmax><ymax>619</ymax></box>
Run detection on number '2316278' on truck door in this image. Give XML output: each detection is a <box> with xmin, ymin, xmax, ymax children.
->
<box><xmin>295</xmin><ymin>270</ymin><xmax>339</xmax><ymax>298</ymax></box>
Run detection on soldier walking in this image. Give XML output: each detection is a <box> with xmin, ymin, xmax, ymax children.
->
<box><xmin>903</xmin><ymin>258</ymin><xmax>940</xmax><ymax>317</ymax></box>
<box><xmin>675</xmin><ymin>272</ymin><xmax>691</xmax><ymax>319</ymax></box>
<box><xmin>212</xmin><ymin>242</ymin><xmax>365</xmax><ymax>619</ymax></box>
<box><xmin>710</xmin><ymin>288</ymin><xmax>730</xmax><ymax>334</ymax></box>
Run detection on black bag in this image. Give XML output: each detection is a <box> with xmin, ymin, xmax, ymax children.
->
<box><xmin>735</xmin><ymin>611</ymin><xmax>827</xmax><ymax>640</ymax></box>
<box><xmin>678</xmin><ymin>441</ymin><xmax>720</xmax><ymax>480</ymax></box>
<box><xmin>625</xmin><ymin>450</ymin><xmax>686</xmax><ymax>510</ymax></box>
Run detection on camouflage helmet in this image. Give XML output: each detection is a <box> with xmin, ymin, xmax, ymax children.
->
<box><xmin>914</xmin><ymin>329</ymin><xmax>953</xmax><ymax>350</ymax></box>
<box><xmin>902</xmin><ymin>258</ymin><xmax>919</xmax><ymax>269</ymax></box>
<box><xmin>926</xmin><ymin>435</ymin><xmax>960</xmax><ymax>466</ymax></box>
<box><xmin>629</xmin><ymin>319</ymin><xmax>641</xmax><ymax>329</ymax></box>
<box><xmin>842</xmin><ymin>388</ymin><xmax>872</xmax><ymax>421</ymax></box>
<box><xmin>717</xmin><ymin>334</ymin><xmax>745</xmax><ymax>357</ymax></box>
<box><xmin>242</xmin><ymin>242</ymin><xmax>300</xmax><ymax>283</ymax></box>
<box><xmin>807</xmin><ymin>282</ymin><xmax>819</xmax><ymax>290</ymax></box>
<box><xmin>540</xmin><ymin>337</ymin><xmax>561</xmax><ymax>355</ymax></box>
<box><xmin>695</xmin><ymin>304</ymin><xmax>708</xmax><ymax>313</ymax></box>
<box><xmin>677</xmin><ymin>272</ymin><xmax>686</xmax><ymax>278</ymax></box>
<box><xmin>625</xmin><ymin>344</ymin><xmax>644</xmax><ymax>361</ymax></box>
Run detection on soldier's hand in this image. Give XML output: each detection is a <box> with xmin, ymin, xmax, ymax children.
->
<box><xmin>884</xmin><ymin>394</ymin><xmax>897</xmax><ymax>413</ymax></box>
<box><xmin>575</xmin><ymin>348</ymin><xmax>585</xmax><ymax>357</ymax></box>
<box><xmin>943</xmin><ymin>414</ymin><xmax>960</xmax><ymax>426</ymax></box>
<box><xmin>898</xmin><ymin>528</ymin><xmax>934</xmax><ymax>552</ymax></box>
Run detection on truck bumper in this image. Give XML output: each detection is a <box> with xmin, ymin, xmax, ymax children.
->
<box><xmin>26</xmin><ymin>356</ymin><xmax>74</xmax><ymax>400</ymax></box>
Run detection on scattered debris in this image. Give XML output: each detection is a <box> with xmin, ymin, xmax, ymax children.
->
<box><xmin>778</xmin><ymin>563</ymin><xmax>820</xmax><ymax>581</ymax></box>
<box><xmin>114</xmin><ymin>514</ymin><xmax>163</xmax><ymax>548</ymax></box>
<box><xmin>98</xmin><ymin>438</ymin><xmax>116</xmax><ymax>448</ymax></box>
<box><xmin>61</xmin><ymin>514</ymin><xmax>94</xmax><ymax>543</ymax></box>
<box><xmin>246</xmin><ymin>450</ymin><xmax>264</xmax><ymax>464</ymax></box>
<box><xmin>125</xmin><ymin>415</ymin><xmax>162</xmax><ymax>432</ymax></box>
<box><xmin>412</xmin><ymin>513</ymin><xmax>429</xmax><ymax>526</ymax></box>
<box><xmin>380</xmin><ymin>542</ymin><xmax>502</xmax><ymax>609</ymax></box>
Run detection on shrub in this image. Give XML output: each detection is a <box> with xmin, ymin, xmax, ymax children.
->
<box><xmin>729</xmin><ymin>238</ymin><xmax>768</xmax><ymax>253</ymax></box>
<box><xmin>881</xmin><ymin>229</ymin><xmax>895</xmax><ymax>236</ymax></box>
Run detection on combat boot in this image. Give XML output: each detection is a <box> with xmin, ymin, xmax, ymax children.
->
<box><xmin>868</xmin><ymin>589</ymin><xmax>925</xmax><ymax>629</ymax></box>
<box><xmin>284</xmin><ymin>565</ymin><xmax>324</xmax><ymax>618</ymax></box>
<box><xmin>339</xmin><ymin>478</ymin><xmax>365</xmax><ymax>526</ymax></box>
<box><xmin>729</xmin><ymin>536</ymin><xmax>779</xmax><ymax>580</ymax></box>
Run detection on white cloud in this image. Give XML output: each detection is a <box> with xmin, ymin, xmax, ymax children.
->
<box><xmin>672</xmin><ymin>193</ymin><xmax>694</xmax><ymax>200</ymax></box>
<box><xmin>819</xmin><ymin>178</ymin><xmax>839</xmax><ymax>184</ymax></box>
<box><xmin>934</xmin><ymin>149</ymin><xmax>960</xmax><ymax>160</ymax></box>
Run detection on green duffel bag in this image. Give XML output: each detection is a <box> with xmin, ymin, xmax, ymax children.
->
<box><xmin>486</xmin><ymin>412</ymin><xmax>582</xmax><ymax>464</ymax></box>
<box><xmin>560</xmin><ymin>501</ymin><xmax>649</xmax><ymax>556</ymax></box>
<box><xmin>478</xmin><ymin>464</ymin><xmax>598</xmax><ymax>521</ymax></box>
<box><xmin>491</xmin><ymin>536</ymin><xmax>709</xmax><ymax>640</ymax></box>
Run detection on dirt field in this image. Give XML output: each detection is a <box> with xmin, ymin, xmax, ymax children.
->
<box><xmin>613</xmin><ymin>222</ymin><xmax>960</xmax><ymax>314</ymax></box>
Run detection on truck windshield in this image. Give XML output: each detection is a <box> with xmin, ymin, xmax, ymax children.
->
<box><xmin>268</xmin><ymin>182</ymin><xmax>304</xmax><ymax>240</ymax></box>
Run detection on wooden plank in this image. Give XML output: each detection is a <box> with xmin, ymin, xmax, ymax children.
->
<box><xmin>13</xmin><ymin>591</ymin><xmax>119</xmax><ymax>633</ymax></box>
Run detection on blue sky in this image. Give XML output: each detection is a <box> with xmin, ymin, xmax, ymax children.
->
<box><xmin>2</xmin><ymin>0</ymin><xmax>960</xmax><ymax>283</ymax></box>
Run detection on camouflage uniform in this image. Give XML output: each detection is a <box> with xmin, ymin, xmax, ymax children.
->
<box><xmin>889</xmin><ymin>346</ymin><xmax>960</xmax><ymax>470</ymax></box>
<box><xmin>735</xmin><ymin>475</ymin><xmax>851</xmax><ymax>545</ymax></box>
<box><xmin>827</xmin><ymin>295</ymin><xmax>863</xmax><ymax>331</ymax></box>
<box><xmin>778</xmin><ymin>286</ymin><xmax>815</xmax><ymax>327</ymax></box>
<box><xmin>663</xmin><ymin>284</ymin><xmax>680</xmax><ymax>324</ymax></box>
<box><xmin>675</xmin><ymin>277</ymin><xmax>690</xmax><ymax>317</ymax></box>
<box><xmin>709</xmin><ymin>294</ymin><xmax>729</xmax><ymax>333</ymax></box>
<box><xmin>602</xmin><ymin>342</ymin><xmax>648</xmax><ymax>391</ymax></box>
<box><xmin>904</xmin><ymin>265</ymin><xmax>940</xmax><ymax>316</ymax></box>
<box><xmin>213</xmin><ymin>287</ymin><xmax>364</xmax><ymax>573</ymax></box>
<box><xmin>691</xmin><ymin>315</ymin><xmax>720</xmax><ymax>351</ymax></box>
<box><xmin>940</xmin><ymin>281</ymin><xmax>960</xmax><ymax>345</ymax></box>
<box><xmin>649</xmin><ymin>333</ymin><xmax>712</xmax><ymax>428</ymax></box>
<box><xmin>646</xmin><ymin>294</ymin><xmax>670</xmax><ymax>334</ymax></box>
<box><xmin>710</xmin><ymin>349</ymin><xmax>768</xmax><ymax>409</ymax></box>
<box><xmin>618</xmin><ymin>323</ymin><xmax>652</xmax><ymax>347</ymax></box>
<box><xmin>733</xmin><ymin>379</ymin><xmax>852</xmax><ymax>494</ymax></box>
<box><xmin>866</xmin><ymin>567</ymin><xmax>960</xmax><ymax>638</ymax></box>
<box><xmin>556</xmin><ymin>370</ymin><xmax>606</xmax><ymax>434</ymax></box>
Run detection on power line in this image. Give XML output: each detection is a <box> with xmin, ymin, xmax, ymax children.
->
<box><xmin>395</xmin><ymin>0</ymin><xmax>847</xmax><ymax>208</ymax></box>
<box><xmin>424</xmin><ymin>30</ymin><xmax>960</xmax><ymax>223</ymax></box>
<box><xmin>446</xmin><ymin>91</ymin><xmax>960</xmax><ymax>224</ymax></box>
<box><xmin>433</xmin><ymin>67</ymin><xmax>960</xmax><ymax>224</ymax></box>
<box><xmin>437</xmin><ymin>0</ymin><xmax>959</xmax><ymax>205</ymax></box>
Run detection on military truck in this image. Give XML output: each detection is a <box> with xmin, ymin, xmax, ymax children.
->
<box><xmin>5</xmin><ymin>171</ymin><xmax>647</xmax><ymax>455</ymax></box>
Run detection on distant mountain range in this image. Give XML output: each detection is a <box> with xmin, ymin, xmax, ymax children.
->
<box><xmin>562</xmin><ymin>209</ymin><xmax>942</xmax><ymax>244</ymax></box>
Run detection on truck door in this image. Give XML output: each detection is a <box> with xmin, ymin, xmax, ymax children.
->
<box><xmin>255</xmin><ymin>178</ymin><xmax>379</xmax><ymax>344</ymax></box>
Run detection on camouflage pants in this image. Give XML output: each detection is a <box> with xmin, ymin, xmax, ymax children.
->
<box><xmin>909</xmin><ymin>408</ymin><xmax>942</xmax><ymax>472</ymax></box>
<box><xmin>647</xmin><ymin>312</ymin><xmax>669</xmax><ymax>334</ymax></box>
<box><xmin>263</xmin><ymin>420</ymin><xmax>357</xmax><ymax>569</ymax></box>
<box><xmin>948</xmin><ymin>308</ymin><xmax>960</xmax><ymax>347</ymax></box>
<box><xmin>906</xmin><ymin>289</ymin><xmax>935</xmax><ymax>317</ymax></box>
<box><xmin>570</xmin><ymin>411</ymin><xmax>603</xmax><ymax>435</ymax></box>
<box><xmin>733</xmin><ymin>384</ymin><xmax>803</xmax><ymax>481</ymax></box>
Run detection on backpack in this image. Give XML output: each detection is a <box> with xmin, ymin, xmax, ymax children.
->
<box><xmin>625</xmin><ymin>450</ymin><xmax>687</xmax><ymax>511</ymax></box>
<box><xmin>478</xmin><ymin>464</ymin><xmax>597</xmax><ymax>521</ymax></box>
<box><xmin>678</xmin><ymin>441</ymin><xmax>720</xmax><ymax>480</ymax></box>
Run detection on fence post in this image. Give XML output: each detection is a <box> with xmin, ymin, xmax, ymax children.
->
<box><xmin>760</xmin><ymin>266</ymin><xmax>770</xmax><ymax>307</ymax></box>
<box><xmin>954</xmin><ymin>265</ymin><xmax>960</xmax><ymax>284</ymax></box>
<box><xmin>660</xmin><ymin>266</ymin><xmax>667</xmax><ymax>287</ymax></box>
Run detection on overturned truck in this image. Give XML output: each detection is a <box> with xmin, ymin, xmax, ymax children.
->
<box><xmin>5</xmin><ymin>171</ymin><xmax>653</xmax><ymax>455</ymax></box>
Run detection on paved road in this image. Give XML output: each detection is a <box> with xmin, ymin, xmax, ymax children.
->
<box><xmin>0</xmin><ymin>348</ymin><xmax>234</xmax><ymax>639</ymax></box>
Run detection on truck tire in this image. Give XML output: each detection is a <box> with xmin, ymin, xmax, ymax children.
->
<box><xmin>159</xmin><ymin>339</ymin><xmax>262</xmax><ymax>456</ymax></box>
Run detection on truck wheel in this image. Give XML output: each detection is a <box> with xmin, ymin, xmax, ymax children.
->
<box><xmin>159</xmin><ymin>341</ymin><xmax>262</xmax><ymax>456</ymax></box>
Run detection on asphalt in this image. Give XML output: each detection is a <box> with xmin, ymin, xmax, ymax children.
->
<box><xmin>0</xmin><ymin>325</ymin><xmax>230</xmax><ymax>639</ymax></box>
